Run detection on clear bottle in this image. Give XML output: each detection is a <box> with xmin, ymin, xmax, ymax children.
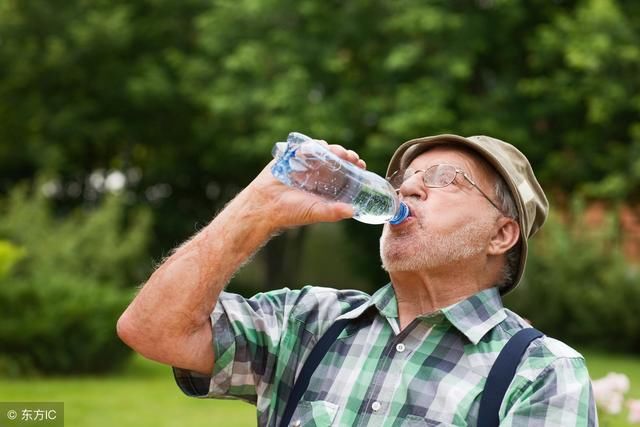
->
<box><xmin>271</xmin><ymin>132</ymin><xmax>409</xmax><ymax>225</ymax></box>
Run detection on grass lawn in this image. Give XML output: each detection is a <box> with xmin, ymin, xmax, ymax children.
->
<box><xmin>1</xmin><ymin>348</ymin><xmax>639</xmax><ymax>426</ymax></box>
<box><xmin>0</xmin><ymin>355</ymin><xmax>256</xmax><ymax>427</ymax></box>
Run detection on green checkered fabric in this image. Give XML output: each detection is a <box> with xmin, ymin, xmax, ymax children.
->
<box><xmin>173</xmin><ymin>285</ymin><xmax>597</xmax><ymax>426</ymax></box>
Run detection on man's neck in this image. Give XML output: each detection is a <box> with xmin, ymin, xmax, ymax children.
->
<box><xmin>389</xmin><ymin>264</ymin><xmax>496</xmax><ymax>330</ymax></box>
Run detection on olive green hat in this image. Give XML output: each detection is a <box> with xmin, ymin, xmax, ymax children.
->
<box><xmin>386</xmin><ymin>134</ymin><xmax>549</xmax><ymax>294</ymax></box>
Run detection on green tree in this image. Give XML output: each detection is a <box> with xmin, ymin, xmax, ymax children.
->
<box><xmin>520</xmin><ymin>0</ymin><xmax>640</xmax><ymax>199</ymax></box>
<box><xmin>1</xmin><ymin>0</ymin><xmax>639</xmax><ymax>292</ymax></box>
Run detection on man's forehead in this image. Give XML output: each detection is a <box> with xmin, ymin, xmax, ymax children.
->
<box><xmin>407</xmin><ymin>144</ymin><xmax>497</xmax><ymax>181</ymax></box>
<box><xmin>408</xmin><ymin>146</ymin><xmax>478</xmax><ymax>168</ymax></box>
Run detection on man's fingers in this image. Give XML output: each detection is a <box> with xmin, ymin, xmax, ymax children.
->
<box><xmin>313</xmin><ymin>139</ymin><xmax>367</xmax><ymax>170</ymax></box>
<box><xmin>347</xmin><ymin>149</ymin><xmax>360</xmax><ymax>163</ymax></box>
<box><xmin>320</xmin><ymin>202</ymin><xmax>354</xmax><ymax>222</ymax></box>
<box><xmin>324</xmin><ymin>144</ymin><xmax>366</xmax><ymax>169</ymax></box>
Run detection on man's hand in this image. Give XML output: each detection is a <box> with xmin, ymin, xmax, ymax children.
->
<box><xmin>241</xmin><ymin>141</ymin><xmax>367</xmax><ymax>232</ymax></box>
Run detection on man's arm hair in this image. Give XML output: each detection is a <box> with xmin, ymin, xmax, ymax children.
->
<box><xmin>116</xmin><ymin>154</ymin><xmax>356</xmax><ymax>375</ymax></box>
<box><xmin>117</xmin><ymin>188</ymin><xmax>276</xmax><ymax>375</ymax></box>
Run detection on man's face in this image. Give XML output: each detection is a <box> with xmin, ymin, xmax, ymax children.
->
<box><xmin>380</xmin><ymin>146</ymin><xmax>502</xmax><ymax>272</ymax></box>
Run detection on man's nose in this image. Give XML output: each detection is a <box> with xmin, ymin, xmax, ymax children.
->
<box><xmin>398</xmin><ymin>173</ymin><xmax>428</xmax><ymax>201</ymax></box>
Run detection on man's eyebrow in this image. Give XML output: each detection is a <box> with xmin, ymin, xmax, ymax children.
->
<box><xmin>414</xmin><ymin>162</ymin><xmax>467</xmax><ymax>172</ymax></box>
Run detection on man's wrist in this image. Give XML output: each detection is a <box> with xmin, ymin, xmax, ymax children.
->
<box><xmin>219</xmin><ymin>187</ymin><xmax>280</xmax><ymax>239</ymax></box>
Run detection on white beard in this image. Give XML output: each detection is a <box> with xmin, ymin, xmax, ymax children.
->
<box><xmin>379</xmin><ymin>215</ymin><xmax>496</xmax><ymax>272</ymax></box>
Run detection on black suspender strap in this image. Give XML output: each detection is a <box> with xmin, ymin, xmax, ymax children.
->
<box><xmin>278</xmin><ymin>317</ymin><xmax>351</xmax><ymax>427</ymax></box>
<box><xmin>477</xmin><ymin>327</ymin><xmax>544</xmax><ymax>427</ymax></box>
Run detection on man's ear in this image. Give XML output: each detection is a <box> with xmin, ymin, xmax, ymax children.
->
<box><xmin>488</xmin><ymin>217</ymin><xmax>520</xmax><ymax>255</ymax></box>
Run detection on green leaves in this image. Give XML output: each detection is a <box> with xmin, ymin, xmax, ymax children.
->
<box><xmin>1</xmin><ymin>0</ymin><xmax>639</xmax><ymax>292</ymax></box>
<box><xmin>520</xmin><ymin>0</ymin><xmax>640</xmax><ymax>196</ymax></box>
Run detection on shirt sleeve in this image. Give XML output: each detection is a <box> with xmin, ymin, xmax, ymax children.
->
<box><xmin>173</xmin><ymin>288</ymin><xmax>302</xmax><ymax>403</ymax></box>
<box><xmin>172</xmin><ymin>286</ymin><xmax>367</xmax><ymax>404</ymax></box>
<box><xmin>500</xmin><ymin>357</ymin><xmax>598</xmax><ymax>426</ymax></box>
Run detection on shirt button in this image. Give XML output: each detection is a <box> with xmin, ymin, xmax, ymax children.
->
<box><xmin>371</xmin><ymin>401</ymin><xmax>381</xmax><ymax>412</ymax></box>
<box><xmin>292</xmin><ymin>420</ymin><xmax>301</xmax><ymax>427</ymax></box>
<box><xmin>396</xmin><ymin>343</ymin><xmax>406</xmax><ymax>352</ymax></box>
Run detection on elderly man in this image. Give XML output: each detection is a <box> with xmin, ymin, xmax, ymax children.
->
<box><xmin>117</xmin><ymin>134</ymin><xmax>597</xmax><ymax>426</ymax></box>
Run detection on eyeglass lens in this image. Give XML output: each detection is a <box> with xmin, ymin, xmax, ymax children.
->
<box><xmin>390</xmin><ymin>164</ymin><xmax>458</xmax><ymax>189</ymax></box>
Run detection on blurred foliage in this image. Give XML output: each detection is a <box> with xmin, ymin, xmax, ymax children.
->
<box><xmin>0</xmin><ymin>0</ymin><xmax>639</xmax><ymax>344</ymax></box>
<box><xmin>1</xmin><ymin>0</ymin><xmax>639</xmax><ymax>251</ymax></box>
<box><xmin>0</xmin><ymin>183</ymin><xmax>151</xmax><ymax>375</ymax></box>
<box><xmin>505</xmin><ymin>198</ymin><xmax>640</xmax><ymax>352</ymax></box>
<box><xmin>0</xmin><ymin>240</ymin><xmax>26</xmax><ymax>279</ymax></box>
<box><xmin>0</xmin><ymin>179</ymin><xmax>152</xmax><ymax>286</ymax></box>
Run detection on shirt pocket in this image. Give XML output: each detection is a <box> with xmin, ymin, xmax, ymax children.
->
<box><xmin>289</xmin><ymin>400</ymin><xmax>339</xmax><ymax>427</ymax></box>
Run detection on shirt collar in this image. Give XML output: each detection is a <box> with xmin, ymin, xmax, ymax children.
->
<box><xmin>370</xmin><ymin>283</ymin><xmax>398</xmax><ymax>318</ymax></box>
<box><xmin>439</xmin><ymin>287</ymin><xmax>506</xmax><ymax>344</ymax></box>
<box><xmin>336</xmin><ymin>283</ymin><xmax>397</xmax><ymax>322</ymax></box>
<box><xmin>364</xmin><ymin>284</ymin><xmax>506</xmax><ymax>345</ymax></box>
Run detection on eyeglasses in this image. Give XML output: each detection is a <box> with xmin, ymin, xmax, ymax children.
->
<box><xmin>387</xmin><ymin>164</ymin><xmax>504</xmax><ymax>214</ymax></box>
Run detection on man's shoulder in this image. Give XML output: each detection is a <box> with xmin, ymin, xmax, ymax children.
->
<box><xmin>249</xmin><ymin>285</ymin><xmax>370</xmax><ymax>306</ymax></box>
<box><xmin>503</xmin><ymin>308</ymin><xmax>582</xmax><ymax>358</ymax></box>
<box><xmin>538</xmin><ymin>335</ymin><xmax>583</xmax><ymax>360</ymax></box>
<box><xmin>501</xmin><ymin>308</ymin><xmax>583</xmax><ymax>359</ymax></box>
<box><xmin>297</xmin><ymin>285</ymin><xmax>370</xmax><ymax>300</ymax></box>
<box><xmin>219</xmin><ymin>285</ymin><xmax>370</xmax><ymax>328</ymax></box>
<box><xmin>499</xmin><ymin>308</ymin><xmax>586</xmax><ymax>383</ymax></box>
<box><xmin>221</xmin><ymin>285</ymin><xmax>369</xmax><ymax>307</ymax></box>
<box><xmin>287</xmin><ymin>285</ymin><xmax>370</xmax><ymax>322</ymax></box>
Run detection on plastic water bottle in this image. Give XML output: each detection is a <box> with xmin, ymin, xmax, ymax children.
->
<box><xmin>271</xmin><ymin>132</ymin><xmax>409</xmax><ymax>225</ymax></box>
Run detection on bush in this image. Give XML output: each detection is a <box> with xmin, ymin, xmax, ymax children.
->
<box><xmin>0</xmin><ymin>275</ymin><xmax>134</xmax><ymax>376</ymax></box>
<box><xmin>0</xmin><ymin>181</ymin><xmax>151</xmax><ymax>376</ymax></box>
<box><xmin>504</xmin><ymin>199</ymin><xmax>640</xmax><ymax>353</ymax></box>
<box><xmin>0</xmin><ymin>240</ymin><xmax>25</xmax><ymax>279</ymax></box>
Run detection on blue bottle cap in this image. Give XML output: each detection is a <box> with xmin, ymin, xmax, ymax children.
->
<box><xmin>389</xmin><ymin>202</ymin><xmax>409</xmax><ymax>225</ymax></box>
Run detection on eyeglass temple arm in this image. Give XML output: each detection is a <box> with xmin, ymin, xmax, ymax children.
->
<box><xmin>460</xmin><ymin>173</ymin><xmax>504</xmax><ymax>214</ymax></box>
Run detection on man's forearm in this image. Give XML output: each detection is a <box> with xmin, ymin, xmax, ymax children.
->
<box><xmin>117</xmin><ymin>149</ymin><xmax>357</xmax><ymax>371</ymax></box>
<box><xmin>117</xmin><ymin>188</ymin><xmax>275</xmax><ymax>366</ymax></box>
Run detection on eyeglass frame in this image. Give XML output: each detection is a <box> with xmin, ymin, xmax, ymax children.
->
<box><xmin>387</xmin><ymin>164</ymin><xmax>506</xmax><ymax>215</ymax></box>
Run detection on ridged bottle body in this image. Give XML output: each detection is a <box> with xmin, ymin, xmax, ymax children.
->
<box><xmin>271</xmin><ymin>132</ymin><xmax>408</xmax><ymax>225</ymax></box>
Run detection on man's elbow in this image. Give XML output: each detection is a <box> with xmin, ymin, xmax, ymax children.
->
<box><xmin>117</xmin><ymin>311</ymin><xmax>141</xmax><ymax>351</ymax></box>
<box><xmin>117</xmin><ymin>311</ymin><xmax>215</xmax><ymax>374</ymax></box>
<box><xmin>116</xmin><ymin>310</ymin><xmax>157</xmax><ymax>356</ymax></box>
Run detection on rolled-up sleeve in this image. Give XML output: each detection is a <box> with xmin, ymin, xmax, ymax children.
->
<box><xmin>173</xmin><ymin>288</ymin><xmax>300</xmax><ymax>402</ymax></box>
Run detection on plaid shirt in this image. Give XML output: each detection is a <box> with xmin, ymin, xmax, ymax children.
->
<box><xmin>173</xmin><ymin>284</ymin><xmax>597</xmax><ymax>426</ymax></box>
